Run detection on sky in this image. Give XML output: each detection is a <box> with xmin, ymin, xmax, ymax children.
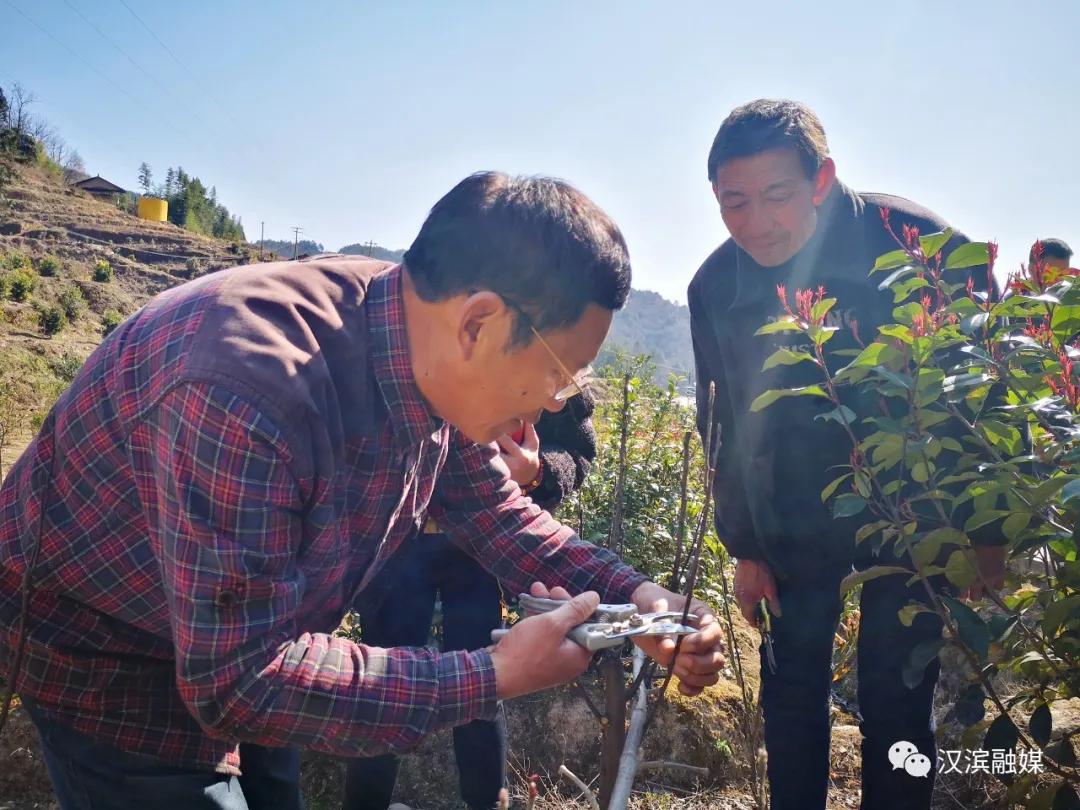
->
<box><xmin>2</xmin><ymin>1</ymin><xmax>1078</xmax><ymax>303</ymax></box>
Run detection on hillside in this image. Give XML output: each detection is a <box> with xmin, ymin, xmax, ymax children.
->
<box><xmin>0</xmin><ymin>162</ymin><xmax>262</xmax><ymax>475</ymax></box>
<box><xmin>600</xmin><ymin>287</ymin><xmax>694</xmax><ymax>390</ymax></box>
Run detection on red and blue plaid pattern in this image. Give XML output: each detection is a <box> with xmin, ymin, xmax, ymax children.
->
<box><xmin>0</xmin><ymin>264</ymin><xmax>645</xmax><ymax>774</ymax></box>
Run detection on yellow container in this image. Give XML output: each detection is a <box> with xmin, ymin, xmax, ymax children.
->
<box><xmin>138</xmin><ymin>197</ymin><xmax>168</xmax><ymax>222</ymax></box>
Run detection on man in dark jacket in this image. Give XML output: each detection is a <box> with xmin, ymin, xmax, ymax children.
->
<box><xmin>343</xmin><ymin>392</ymin><xmax>596</xmax><ymax>810</ymax></box>
<box><xmin>688</xmin><ymin>100</ymin><xmax>1006</xmax><ymax>810</ymax></box>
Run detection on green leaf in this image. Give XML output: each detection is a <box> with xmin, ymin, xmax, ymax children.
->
<box><xmin>920</xmin><ymin>229</ymin><xmax>953</xmax><ymax>259</ymax></box>
<box><xmin>902</xmin><ymin>638</ymin><xmax>944</xmax><ymax>689</ymax></box>
<box><xmin>898</xmin><ymin>601</ymin><xmax>930</xmax><ymax>627</ymax></box>
<box><xmin>839</xmin><ymin>565</ymin><xmax>909</xmax><ymax>596</ymax></box>
<box><xmin>1061</xmin><ymin>478</ymin><xmax>1080</xmax><ymax>506</ymax></box>
<box><xmin>810</xmin><ymin>297</ymin><xmax>836</xmax><ymax>322</ymax></box>
<box><xmin>754</xmin><ymin>317</ymin><xmax>802</xmax><ymax>336</ymax></box>
<box><xmin>1052</xmin><ymin>304</ymin><xmax>1080</xmax><ymax>343</ymax></box>
<box><xmin>1002</xmin><ymin>512</ymin><xmax>1033</xmax><ymax>540</ymax></box>
<box><xmin>942</xmin><ymin>595</ymin><xmax>992</xmax><ymax>660</ymax></box>
<box><xmin>1029</xmin><ymin>703</ymin><xmax>1053</xmax><ymax>747</ymax></box>
<box><xmin>891</xmin><ymin>276</ymin><xmax>930</xmax><ymax>303</ymax></box>
<box><xmin>821</xmin><ymin>473</ymin><xmax>853</xmax><ymax>503</ymax></box>
<box><xmin>762</xmin><ymin>347</ymin><xmax>817</xmax><ymax>371</ymax></box>
<box><xmin>912</xmin><ymin>528</ymin><xmax>967</xmax><ymax>569</ymax></box>
<box><xmin>960</xmin><ymin>312</ymin><xmax>991</xmax><ymax>334</ymax></box>
<box><xmin>964</xmin><ymin>509</ymin><xmax>1009</xmax><ymax>533</ymax></box>
<box><xmin>878</xmin><ymin>324</ymin><xmax>914</xmax><ymax>344</ymax></box>
<box><xmin>749</xmin><ymin>385</ymin><xmax>830</xmax><ymax>412</ymax></box>
<box><xmin>983</xmin><ymin>712</ymin><xmax>1019</xmax><ymax>755</ymax></box>
<box><xmin>814</xmin><ymin>405</ymin><xmax>857</xmax><ymax>426</ymax></box>
<box><xmin>1043</xmin><ymin>595</ymin><xmax>1080</xmax><ymax>635</ymax></box>
<box><xmin>944</xmin><ymin>241</ymin><xmax>990</xmax><ymax>270</ymax></box>
<box><xmin>1046</xmin><ymin>738</ymin><xmax>1078</xmax><ymax>767</ymax></box>
<box><xmin>855</xmin><ymin>520</ymin><xmax>890</xmax><ymax>545</ymax></box>
<box><xmin>871</xmin><ymin>248</ymin><xmax>915</xmax><ymax>274</ymax></box>
<box><xmin>911</xmin><ymin>461</ymin><xmax>931</xmax><ymax>483</ymax></box>
<box><xmin>832</xmin><ymin>493</ymin><xmax>867</xmax><ymax>519</ymax></box>
<box><xmin>944</xmin><ymin>549</ymin><xmax>978</xmax><ymax>589</ymax></box>
<box><xmin>954</xmin><ymin>683</ymin><xmax>987</xmax><ymax>727</ymax></box>
<box><xmin>808</xmin><ymin>324</ymin><xmax>839</xmax><ymax>346</ymax></box>
<box><xmin>979</xmin><ymin>419</ymin><xmax>1023</xmax><ymax>456</ymax></box>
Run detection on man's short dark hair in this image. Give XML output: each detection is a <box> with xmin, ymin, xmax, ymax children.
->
<box><xmin>404</xmin><ymin>171</ymin><xmax>631</xmax><ymax>347</ymax></box>
<box><xmin>1030</xmin><ymin>238</ymin><xmax>1073</xmax><ymax>264</ymax></box>
<box><xmin>707</xmin><ymin>99</ymin><xmax>830</xmax><ymax>182</ymax></box>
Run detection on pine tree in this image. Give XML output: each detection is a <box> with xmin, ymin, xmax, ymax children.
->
<box><xmin>137</xmin><ymin>162</ymin><xmax>153</xmax><ymax>195</ymax></box>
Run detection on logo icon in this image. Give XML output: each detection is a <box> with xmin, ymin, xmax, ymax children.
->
<box><xmin>888</xmin><ymin>741</ymin><xmax>930</xmax><ymax>778</ymax></box>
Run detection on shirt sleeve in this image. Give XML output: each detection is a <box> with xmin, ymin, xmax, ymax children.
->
<box><xmin>688</xmin><ymin>282</ymin><xmax>763</xmax><ymax>561</ymax></box>
<box><xmin>430</xmin><ymin>428</ymin><xmax>647</xmax><ymax>603</ymax></box>
<box><xmin>147</xmin><ymin>382</ymin><xmax>498</xmax><ymax>755</ymax></box>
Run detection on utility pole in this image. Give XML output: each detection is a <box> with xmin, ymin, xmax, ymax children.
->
<box><xmin>291</xmin><ymin>225</ymin><xmax>303</xmax><ymax>260</ymax></box>
<box><xmin>259</xmin><ymin>221</ymin><xmax>264</xmax><ymax>261</ymax></box>
<box><xmin>364</xmin><ymin>239</ymin><xmax>375</xmax><ymax>257</ymax></box>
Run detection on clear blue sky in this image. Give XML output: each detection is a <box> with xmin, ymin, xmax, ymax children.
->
<box><xmin>3</xmin><ymin>1</ymin><xmax>1077</xmax><ymax>303</ymax></box>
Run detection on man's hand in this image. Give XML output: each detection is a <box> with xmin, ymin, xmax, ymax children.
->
<box><xmin>962</xmin><ymin>545</ymin><xmax>1007</xmax><ymax>601</ymax></box>
<box><xmin>489</xmin><ymin>584</ymin><xmax>597</xmax><ymax>700</ymax></box>
<box><xmin>628</xmin><ymin>581</ymin><xmax>726</xmax><ymax>697</ymax></box>
<box><xmin>733</xmin><ymin>559</ymin><xmax>780</xmax><ymax>624</ymax></box>
<box><xmin>496</xmin><ymin>422</ymin><xmax>541</xmax><ymax>487</ymax></box>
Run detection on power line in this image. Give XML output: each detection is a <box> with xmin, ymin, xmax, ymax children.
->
<box><xmin>2</xmin><ymin>0</ymin><xmax>160</xmax><ymax>120</ymax></box>
<box><xmin>115</xmin><ymin>0</ymin><xmax>244</xmax><ymax>129</ymax></box>
<box><xmin>290</xmin><ymin>226</ymin><xmax>303</xmax><ymax>259</ymax></box>
<box><xmin>59</xmin><ymin>0</ymin><xmax>211</xmax><ymax>129</ymax></box>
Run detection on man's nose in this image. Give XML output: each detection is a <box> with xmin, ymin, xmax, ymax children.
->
<box><xmin>542</xmin><ymin>397</ymin><xmax>567</xmax><ymax>414</ymax></box>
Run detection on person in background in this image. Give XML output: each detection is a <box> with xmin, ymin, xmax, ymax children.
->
<box><xmin>688</xmin><ymin>100</ymin><xmax>1005</xmax><ymax>810</ymax></box>
<box><xmin>1029</xmin><ymin>237</ymin><xmax>1073</xmax><ymax>273</ymax></box>
<box><xmin>343</xmin><ymin>392</ymin><xmax>596</xmax><ymax>810</ymax></box>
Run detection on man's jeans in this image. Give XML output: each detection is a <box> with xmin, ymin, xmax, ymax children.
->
<box><xmin>21</xmin><ymin>698</ymin><xmax>302</xmax><ymax>810</ymax></box>
<box><xmin>761</xmin><ymin>564</ymin><xmax>943</xmax><ymax>810</ymax></box>
<box><xmin>343</xmin><ymin>533</ymin><xmax>506</xmax><ymax>810</ymax></box>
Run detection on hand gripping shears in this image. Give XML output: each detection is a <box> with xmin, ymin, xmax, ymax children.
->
<box><xmin>490</xmin><ymin>593</ymin><xmax>699</xmax><ymax>652</ymax></box>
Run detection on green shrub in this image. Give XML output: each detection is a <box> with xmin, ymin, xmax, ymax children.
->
<box><xmin>57</xmin><ymin>286</ymin><xmax>85</xmax><ymax>322</ymax></box>
<box><xmin>37</xmin><ymin>304</ymin><xmax>65</xmax><ymax>336</ymax></box>
<box><xmin>8</xmin><ymin>269</ymin><xmax>36</xmax><ymax>301</ymax></box>
<box><xmin>184</xmin><ymin>257</ymin><xmax>203</xmax><ymax>279</ymax></box>
<box><xmin>0</xmin><ymin>275</ymin><xmax>9</xmax><ymax>300</ymax></box>
<box><xmin>50</xmin><ymin>351</ymin><xmax>84</xmax><ymax>383</ymax></box>
<box><xmin>3</xmin><ymin>251</ymin><xmax>30</xmax><ymax>272</ymax></box>
<box><xmin>101</xmin><ymin>308</ymin><xmax>122</xmax><ymax>336</ymax></box>
<box><xmin>92</xmin><ymin>260</ymin><xmax>114</xmax><ymax>283</ymax></box>
<box><xmin>37</xmin><ymin>254</ymin><xmax>62</xmax><ymax>276</ymax></box>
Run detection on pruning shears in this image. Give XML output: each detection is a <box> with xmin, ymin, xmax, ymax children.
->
<box><xmin>490</xmin><ymin>593</ymin><xmax>699</xmax><ymax>652</ymax></box>
<box><xmin>756</xmin><ymin>598</ymin><xmax>778</xmax><ymax>675</ymax></box>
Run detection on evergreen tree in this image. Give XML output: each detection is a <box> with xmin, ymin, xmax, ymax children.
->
<box><xmin>137</xmin><ymin>162</ymin><xmax>153</xmax><ymax>195</ymax></box>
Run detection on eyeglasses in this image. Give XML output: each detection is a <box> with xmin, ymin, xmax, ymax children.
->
<box><xmin>528</xmin><ymin>325</ymin><xmax>593</xmax><ymax>402</ymax></box>
<box><xmin>497</xmin><ymin>294</ymin><xmax>592</xmax><ymax>403</ymax></box>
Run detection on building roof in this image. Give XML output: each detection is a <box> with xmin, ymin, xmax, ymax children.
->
<box><xmin>74</xmin><ymin>175</ymin><xmax>126</xmax><ymax>194</ymax></box>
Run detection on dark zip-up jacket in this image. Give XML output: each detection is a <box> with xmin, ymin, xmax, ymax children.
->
<box><xmin>689</xmin><ymin>181</ymin><xmax>997</xmax><ymax>578</ymax></box>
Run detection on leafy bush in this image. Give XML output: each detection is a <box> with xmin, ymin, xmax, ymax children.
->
<box><xmin>92</xmin><ymin>260</ymin><xmax>113</xmax><ymax>283</ymax></box>
<box><xmin>753</xmin><ymin>228</ymin><xmax>1080</xmax><ymax>804</ymax></box>
<box><xmin>2</xmin><ymin>251</ymin><xmax>30</xmax><ymax>272</ymax></box>
<box><xmin>50</xmin><ymin>351</ymin><xmax>84</xmax><ymax>383</ymax></box>
<box><xmin>37</xmin><ymin>254</ymin><xmax>61</xmax><ymax>276</ymax></box>
<box><xmin>0</xmin><ymin>275</ymin><xmax>9</xmax><ymax>300</ymax></box>
<box><xmin>7</xmin><ymin>269</ymin><xmax>35</xmax><ymax>301</ymax></box>
<box><xmin>36</xmin><ymin>303</ymin><xmax>64</xmax><ymax>336</ymax></box>
<box><xmin>569</xmin><ymin>353</ymin><xmax>724</xmax><ymax>598</ymax></box>
<box><xmin>101</xmin><ymin>308</ymin><xmax>122</xmax><ymax>336</ymax></box>
<box><xmin>57</xmin><ymin>286</ymin><xmax>85</xmax><ymax>321</ymax></box>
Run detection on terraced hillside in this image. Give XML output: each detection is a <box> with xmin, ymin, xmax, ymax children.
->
<box><xmin>0</xmin><ymin>163</ymin><xmax>262</xmax><ymax>476</ymax></box>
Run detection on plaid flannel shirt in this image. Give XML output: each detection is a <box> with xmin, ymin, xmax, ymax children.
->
<box><xmin>0</xmin><ymin>258</ymin><xmax>646</xmax><ymax>774</ymax></box>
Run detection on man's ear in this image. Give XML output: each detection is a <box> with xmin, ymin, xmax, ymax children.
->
<box><xmin>812</xmin><ymin>158</ymin><xmax>836</xmax><ymax>206</ymax></box>
<box><xmin>457</xmin><ymin>291</ymin><xmax>507</xmax><ymax>361</ymax></box>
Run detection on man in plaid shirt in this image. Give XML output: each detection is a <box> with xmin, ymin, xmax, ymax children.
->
<box><xmin>0</xmin><ymin>172</ymin><xmax>725</xmax><ymax>809</ymax></box>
